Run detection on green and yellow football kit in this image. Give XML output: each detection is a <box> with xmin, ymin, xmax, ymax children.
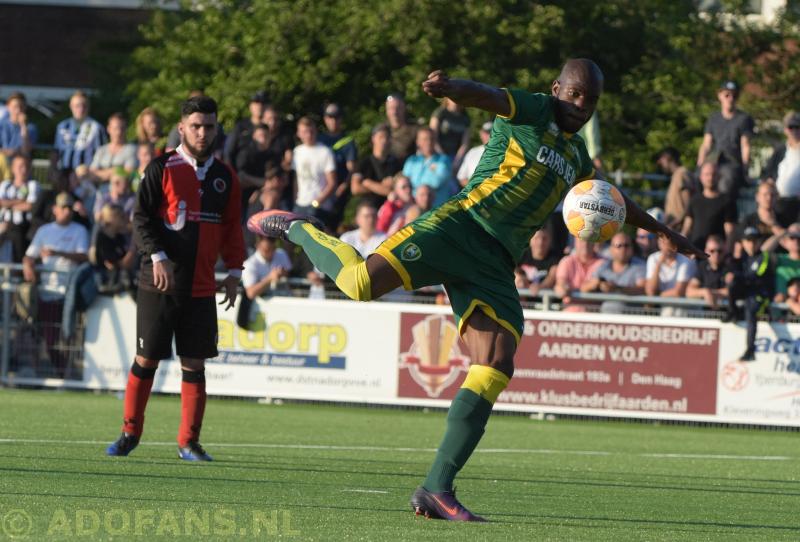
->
<box><xmin>375</xmin><ymin>88</ymin><xmax>594</xmax><ymax>342</ymax></box>
<box><xmin>286</xmin><ymin>88</ymin><xmax>595</xmax><ymax>496</ymax></box>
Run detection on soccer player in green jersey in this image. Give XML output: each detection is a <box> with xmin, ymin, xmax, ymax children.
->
<box><xmin>249</xmin><ymin>58</ymin><xmax>704</xmax><ymax>521</ymax></box>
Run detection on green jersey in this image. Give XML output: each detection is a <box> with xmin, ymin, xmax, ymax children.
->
<box><xmin>455</xmin><ymin>88</ymin><xmax>595</xmax><ymax>262</ymax></box>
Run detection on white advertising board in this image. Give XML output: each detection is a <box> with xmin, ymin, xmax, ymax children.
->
<box><xmin>77</xmin><ymin>295</ymin><xmax>800</xmax><ymax>427</ymax></box>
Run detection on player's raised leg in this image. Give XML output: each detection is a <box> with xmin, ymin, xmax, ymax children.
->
<box><xmin>247</xmin><ymin>209</ymin><xmax>402</xmax><ymax>300</ymax></box>
<box><xmin>411</xmin><ymin>309</ymin><xmax>515</xmax><ymax>521</ymax></box>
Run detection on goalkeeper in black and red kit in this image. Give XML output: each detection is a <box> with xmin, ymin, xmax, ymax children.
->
<box><xmin>107</xmin><ymin>96</ymin><xmax>245</xmax><ymax>461</ymax></box>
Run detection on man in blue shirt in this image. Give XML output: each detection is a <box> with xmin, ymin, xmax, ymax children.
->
<box><xmin>402</xmin><ymin>126</ymin><xmax>453</xmax><ymax>208</ymax></box>
<box><xmin>0</xmin><ymin>92</ymin><xmax>38</xmax><ymax>158</ymax></box>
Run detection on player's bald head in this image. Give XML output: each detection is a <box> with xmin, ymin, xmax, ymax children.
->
<box><xmin>559</xmin><ymin>59</ymin><xmax>604</xmax><ymax>91</ymax></box>
<box><xmin>551</xmin><ymin>58</ymin><xmax>604</xmax><ymax>133</ymax></box>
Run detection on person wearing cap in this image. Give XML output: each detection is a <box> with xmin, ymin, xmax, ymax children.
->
<box><xmin>761</xmin><ymin>111</ymin><xmax>800</xmax><ymax>224</ymax></box>
<box><xmin>655</xmin><ymin>146</ymin><xmax>698</xmax><ymax>230</ymax></box>
<box><xmin>22</xmin><ymin>190</ymin><xmax>90</xmax><ymax>376</ymax></box>
<box><xmin>351</xmin><ymin>123</ymin><xmax>401</xmax><ymax>210</ymax></box>
<box><xmin>224</xmin><ymin>91</ymin><xmax>270</xmax><ymax>165</ymax></box>
<box><xmin>88</xmin><ymin>113</ymin><xmax>137</xmax><ymax>183</ymax></box>
<box><xmin>456</xmin><ymin>120</ymin><xmax>493</xmax><ymax>188</ymax></box>
<box><xmin>696</xmin><ymin>80</ymin><xmax>755</xmax><ymax>197</ymax></box>
<box><xmin>384</xmin><ymin>93</ymin><xmax>418</xmax><ymax>163</ymax></box>
<box><xmin>429</xmin><ymin>96</ymin><xmax>471</xmax><ymax>167</ymax></box>
<box><xmin>318</xmin><ymin>102</ymin><xmax>358</xmax><ymax>230</ymax></box>
<box><xmin>724</xmin><ymin>225</ymin><xmax>775</xmax><ymax>361</ymax></box>
<box><xmin>682</xmin><ymin>161</ymin><xmax>736</xmax><ymax>250</ymax></box>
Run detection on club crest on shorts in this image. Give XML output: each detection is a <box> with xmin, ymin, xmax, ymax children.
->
<box><xmin>400</xmin><ymin>243</ymin><xmax>422</xmax><ymax>262</ymax></box>
<box><xmin>212</xmin><ymin>177</ymin><xmax>226</xmax><ymax>193</ymax></box>
<box><xmin>399</xmin><ymin>315</ymin><xmax>470</xmax><ymax>398</ymax></box>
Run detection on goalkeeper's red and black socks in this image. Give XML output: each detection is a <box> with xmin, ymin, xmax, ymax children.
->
<box><xmin>108</xmin><ymin>361</ymin><xmax>154</xmax><ymax>456</ymax></box>
<box><xmin>121</xmin><ymin>360</ymin><xmax>156</xmax><ymax>437</ymax></box>
<box><xmin>177</xmin><ymin>369</ymin><xmax>206</xmax><ymax>447</ymax></box>
<box><xmin>420</xmin><ymin>365</ymin><xmax>509</xmax><ymax>508</ymax></box>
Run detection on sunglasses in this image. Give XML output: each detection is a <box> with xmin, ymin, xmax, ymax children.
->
<box><xmin>707</xmin><ymin>248</ymin><xmax>722</xmax><ymax>253</ymax></box>
<box><xmin>612</xmin><ymin>243</ymin><xmax>631</xmax><ymax>248</ymax></box>
<box><xmin>788</xmin><ymin>125</ymin><xmax>800</xmax><ymax>130</ymax></box>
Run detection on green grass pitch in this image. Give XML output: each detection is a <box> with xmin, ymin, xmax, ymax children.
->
<box><xmin>0</xmin><ymin>388</ymin><xmax>799</xmax><ymax>541</ymax></box>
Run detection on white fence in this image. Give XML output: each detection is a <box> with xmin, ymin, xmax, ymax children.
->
<box><xmin>6</xmin><ymin>293</ymin><xmax>798</xmax><ymax>427</ymax></box>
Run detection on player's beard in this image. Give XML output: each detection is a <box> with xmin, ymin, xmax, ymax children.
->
<box><xmin>183</xmin><ymin>139</ymin><xmax>212</xmax><ymax>162</ymax></box>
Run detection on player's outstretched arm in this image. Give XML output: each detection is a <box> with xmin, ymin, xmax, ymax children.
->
<box><xmin>621</xmin><ymin>191</ymin><xmax>706</xmax><ymax>259</ymax></box>
<box><xmin>422</xmin><ymin>70</ymin><xmax>511</xmax><ymax>117</ymax></box>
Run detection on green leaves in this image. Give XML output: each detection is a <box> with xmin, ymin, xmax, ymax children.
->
<box><xmin>123</xmin><ymin>0</ymin><xmax>800</xmax><ymax>176</ymax></box>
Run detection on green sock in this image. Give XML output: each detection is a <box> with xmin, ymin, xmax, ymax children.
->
<box><xmin>423</xmin><ymin>388</ymin><xmax>493</xmax><ymax>493</ymax></box>
<box><xmin>287</xmin><ymin>221</ymin><xmax>360</xmax><ymax>279</ymax></box>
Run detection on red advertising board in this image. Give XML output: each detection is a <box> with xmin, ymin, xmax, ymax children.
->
<box><xmin>397</xmin><ymin>313</ymin><xmax>720</xmax><ymax>415</ymax></box>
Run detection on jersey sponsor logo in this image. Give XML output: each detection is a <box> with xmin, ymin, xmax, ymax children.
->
<box><xmin>212</xmin><ymin>177</ymin><xmax>226</xmax><ymax>193</ymax></box>
<box><xmin>164</xmin><ymin>200</ymin><xmax>187</xmax><ymax>231</ymax></box>
<box><xmin>400</xmin><ymin>243</ymin><xmax>422</xmax><ymax>262</ymax></box>
<box><xmin>399</xmin><ymin>315</ymin><xmax>471</xmax><ymax>398</ymax></box>
<box><xmin>535</xmin><ymin>145</ymin><xmax>576</xmax><ymax>186</ymax></box>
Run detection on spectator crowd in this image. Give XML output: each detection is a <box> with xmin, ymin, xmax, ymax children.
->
<box><xmin>4</xmin><ymin>78</ymin><xmax>800</xmax><ymax>364</ymax></box>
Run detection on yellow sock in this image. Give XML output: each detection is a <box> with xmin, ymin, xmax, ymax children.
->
<box><xmin>460</xmin><ymin>364</ymin><xmax>510</xmax><ymax>404</ymax></box>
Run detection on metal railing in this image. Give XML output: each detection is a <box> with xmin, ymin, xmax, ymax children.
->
<box><xmin>2</xmin><ymin>265</ymin><xmax>796</xmax><ymax>386</ymax></box>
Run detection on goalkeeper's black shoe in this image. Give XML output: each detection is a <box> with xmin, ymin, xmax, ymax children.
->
<box><xmin>106</xmin><ymin>432</ymin><xmax>139</xmax><ymax>456</ymax></box>
<box><xmin>247</xmin><ymin>209</ymin><xmax>324</xmax><ymax>241</ymax></box>
<box><xmin>410</xmin><ymin>486</ymin><xmax>486</xmax><ymax>522</ymax></box>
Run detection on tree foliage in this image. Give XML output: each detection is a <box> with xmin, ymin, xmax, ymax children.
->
<box><xmin>125</xmin><ymin>0</ymin><xmax>800</xmax><ymax>173</ymax></box>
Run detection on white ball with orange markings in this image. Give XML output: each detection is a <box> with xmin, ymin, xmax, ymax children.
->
<box><xmin>562</xmin><ymin>179</ymin><xmax>626</xmax><ymax>242</ymax></box>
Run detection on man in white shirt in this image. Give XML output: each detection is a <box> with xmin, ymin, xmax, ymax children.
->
<box><xmin>339</xmin><ymin>201</ymin><xmax>386</xmax><ymax>258</ymax></box>
<box><xmin>22</xmin><ymin>191</ymin><xmax>89</xmax><ymax>377</ymax></box>
<box><xmin>645</xmin><ymin>234</ymin><xmax>696</xmax><ymax>315</ymax></box>
<box><xmin>456</xmin><ymin>121</ymin><xmax>492</xmax><ymax>187</ymax></box>
<box><xmin>292</xmin><ymin>116</ymin><xmax>336</xmax><ymax>228</ymax></box>
<box><xmin>23</xmin><ymin>191</ymin><xmax>89</xmax><ymax>301</ymax></box>
<box><xmin>242</xmin><ymin>236</ymin><xmax>293</xmax><ymax>299</ymax></box>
